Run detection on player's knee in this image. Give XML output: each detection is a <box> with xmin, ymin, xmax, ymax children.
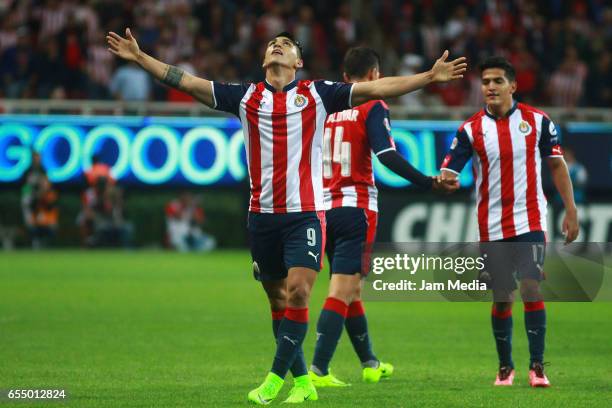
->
<box><xmin>268</xmin><ymin>295</ymin><xmax>286</xmax><ymax>311</ymax></box>
<box><xmin>493</xmin><ymin>301</ymin><xmax>513</xmax><ymax>313</ymax></box>
<box><xmin>519</xmin><ymin>280</ymin><xmax>541</xmax><ymax>302</ymax></box>
<box><xmin>262</xmin><ymin>285</ymin><xmax>287</xmax><ymax>309</ymax></box>
<box><xmin>328</xmin><ymin>287</ymin><xmax>352</xmax><ymax>304</ymax></box>
<box><xmin>287</xmin><ymin>283</ymin><xmax>311</xmax><ymax>306</ymax></box>
<box><xmin>353</xmin><ymin>284</ymin><xmax>362</xmax><ymax>301</ymax></box>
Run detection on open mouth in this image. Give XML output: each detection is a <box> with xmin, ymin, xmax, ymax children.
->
<box><xmin>272</xmin><ymin>49</ymin><xmax>283</xmax><ymax>56</ymax></box>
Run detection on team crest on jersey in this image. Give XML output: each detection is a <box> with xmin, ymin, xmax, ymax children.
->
<box><xmin>293</xmin><ymin>94</ymin><xmax>307</xmax><ymax>108</ymax></box>
<box><xmin>519</xmin><ymin>121</ymin><xmax>532</xmax><ymax>134</ymax></box>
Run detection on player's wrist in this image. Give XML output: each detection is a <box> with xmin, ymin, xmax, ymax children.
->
<box><xmin>425</xmin><ymin>69</ymin><xmax>436</xmax><ymax>83</ymax></box>
<box><xmin>134</xmin><ymin>49</ymin><xmax>145</xmax><ymax>64</ymax></box>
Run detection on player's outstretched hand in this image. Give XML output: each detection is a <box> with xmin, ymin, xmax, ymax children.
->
<box><xmin>432</xmin><ymin>175</ymin><xmax>460</xmax><ymax>194</ymax></box>
<box><xmin>106</xmin><ymin>28</ymin><xmax>140</xmax><ymax>62</ymax></box>
<box><xmin>562</xmin><ymin>209</ymin><xmax>579</xmax><ymax>244</ymax></box>
<box><xmin>430</xmin><ymin>50</ymin><xmax>467</xmax><ymax>83</ymax></box>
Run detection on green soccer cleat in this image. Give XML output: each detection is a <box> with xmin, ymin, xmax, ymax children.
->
<box><xmin>283</xmin><ymin>375</ymin><xmax>318</xmax><ymax>403</ymax></box>
<box><xmin>362</xmin><ymin>361</ymin><xmax>394</xmax><ymax>383</ymax></box>
<box><xmin>309</xmin><ymin>369</ymin><xmax>351</xmax><ymax>387</ymax></box>
<box><xmin>248</xmin><ymin>372</ymin><xmax>284</xmax><ymax>405</ymax></box>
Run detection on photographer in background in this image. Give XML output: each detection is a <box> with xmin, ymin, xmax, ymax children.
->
<box><xmin>165</xmin><ymin>192</ymin><xmax>216</xmax><ymax>252</ymax></box>
<box><xmin>21</xmin><ymin>152</ymin><xmax>59</xmax><ymax>249</ymax></box>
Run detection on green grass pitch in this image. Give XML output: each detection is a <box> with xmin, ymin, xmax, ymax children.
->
<box><xmin>1</xmin><ymin>251</ymin><xmax>610</xmax><ymax>407</ymax></box>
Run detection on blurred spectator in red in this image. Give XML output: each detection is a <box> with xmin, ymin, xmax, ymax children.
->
<box><xmin>165</xmin><ymin>192</ymin><xmax>216</xmax><ymax>252</ymax></box>
<box><xmin>436</xmin><ymin>80</ymin><xmax>467</xmax><ymax>107</ymax></box>
<box><xmin>549</xmin><ymin>46</ymin><xmax>588</xmax><ymax>107</ymax></box>
<box><xmin>57</xmin><ymin>12</ymin><xmax>87</xmax><ymax>98</ymax></box>
<box><xmin>508</xmin><ymin>38</ymin><xmax>538</xmax><ymax>103</ymax></box>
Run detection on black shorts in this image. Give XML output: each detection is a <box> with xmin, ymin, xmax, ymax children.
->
<box><xmin>481</xmin><ymin>231</ymin><xmax>546</xmax><ymax>294</ymax></box>
<box><xmin>247</xmin><ymin>211</ymin><xmax>325</xmax><ymax>282</ymax></box>
<box><xmin>326</xmin><ymin>207</ymin><xmax>378</xmax><ymax>276</ymax></box>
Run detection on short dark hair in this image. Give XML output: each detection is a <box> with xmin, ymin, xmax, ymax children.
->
<box><xmin>479</xmin><ymin>56</ymin><xmax>516</xmax><ymax>82</ymax></box>
<box><xmin>343</xmin><ymin>47</ymin><xmax>381</xmax><ymax>79</ymax></box>
<box><xmin>273</xmin><ymin>31</ymin><xmax>303</xmax><ymax>58</ymax></box>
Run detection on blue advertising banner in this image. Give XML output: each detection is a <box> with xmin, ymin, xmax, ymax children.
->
<box><xmin>0</xmin><ymin>114</ymin><xmax>608</xmax><ymax>188</ymax></box>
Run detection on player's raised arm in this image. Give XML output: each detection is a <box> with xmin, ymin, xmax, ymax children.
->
<box><xmin>350</xmin><ymin>50</ymin><xmax>467</xmax><ymax>106</ymax></box>
<box><xmin>106</xmin><ymin>28</ymin><xmax>214</xmax><ymax>107</ymax></box>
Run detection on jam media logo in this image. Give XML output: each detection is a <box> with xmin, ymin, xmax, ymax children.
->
<box><xmin>519</xmin><ymin>120</ymin><xmax>532</xmax><ymax>134</ymax></box>
<box><xmin>293</xmin><ymin>94</ymin><xmax>307</xmax><ymax>108</ymax></box>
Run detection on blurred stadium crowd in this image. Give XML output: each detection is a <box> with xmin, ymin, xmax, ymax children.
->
<box><xmin>0</xmin><ymin>0</ymin><xmax>610</xmax><ymax>108</ymax></box>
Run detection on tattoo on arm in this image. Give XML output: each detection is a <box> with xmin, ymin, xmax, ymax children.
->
<box><xmin>162</xmin><ymin>65</ymin><xmax>184</xmax><ymax>88</ymax></box>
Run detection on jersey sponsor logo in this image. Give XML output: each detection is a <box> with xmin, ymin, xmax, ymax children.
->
<box><xmin>441</xmin><ymin>154</ymin><xmax>451</xmax><ymax>169</ymax></box>
<box><xmin>549</xmin><ymin>121</ymin><xmax>557</xmax><ymax>135</ymax></box>
<box><xmin>519</xmin><ymin>121</ymin><xmax>532</xmax><ymax>134</ymax></box>
<box><xmin>294</xmin><ymin>94</ymin><xmax>307</xmax><ymax>108</ymax></box>
<box><xmin>383</xmin><ymin>117</ymin><xmax>391</xmax><ymax>132</ymax></box>
<box><xmin>551</xmin><ymin>145</ymin><xmax>563</xmax><ymax>155</ymax></box>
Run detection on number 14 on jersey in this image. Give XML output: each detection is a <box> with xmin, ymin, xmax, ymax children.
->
<box><xmin>323</xmin><ymin>126</ymin><xmax>351</xmax><ymax>178</ymax></box>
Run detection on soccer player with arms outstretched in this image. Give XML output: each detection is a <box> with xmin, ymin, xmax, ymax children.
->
<box><xmin>107</xmin><ymin>28</ymin><xmax>466</xmax><ymax>404</ymax></box>
<box><xmin>441</xmin><ymin>57</ymin><xmax>579</xmax><ymax>387</ymax></box>
<box><xmin>308</xmin><ymin>47</ymin><xmax>459</xmax><ymax>388</ymax></box>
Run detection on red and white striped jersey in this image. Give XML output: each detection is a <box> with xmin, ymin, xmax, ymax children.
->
<box><xmin>322</xmin><ymin>100</ymin><xmax>396</xmax><ymax>212</ymax></box>
<box><xmin>441</xmin><ymin>102</ymin><xmax>563</xmax><ymax>241</ymax></box>
<box><xmin>212</xmin><ymin>79</ymin><xmax>353</xmax><ymax>213</ymax></box>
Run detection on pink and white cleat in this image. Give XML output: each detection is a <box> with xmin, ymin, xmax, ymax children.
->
<box><xmin>494</xmin><ymin>366</ymin><xmax>515</xmax><ymax>386</ymax></box>
<box><xmin>529</xmin><ymin>362</ymin><xmax>551</xmax><ymax>387</ymax></box>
